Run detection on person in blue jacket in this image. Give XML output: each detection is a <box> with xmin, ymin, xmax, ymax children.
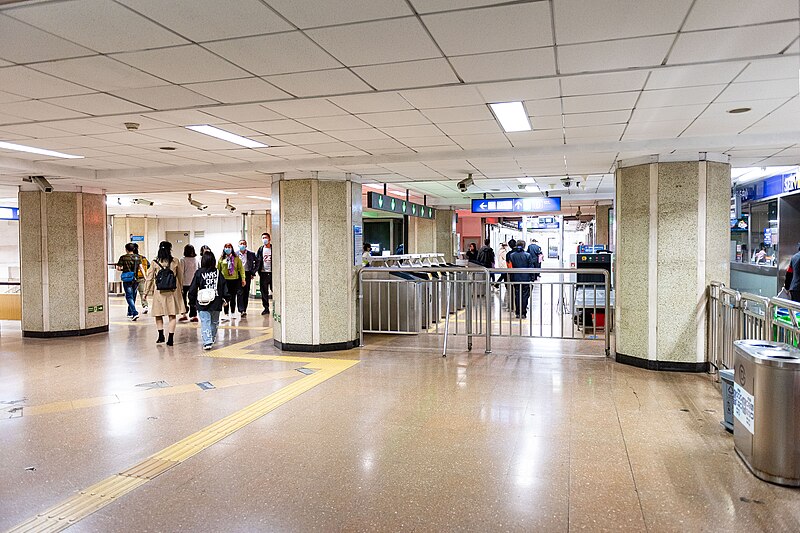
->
<box><xmin>508</xmin><ymin>241</ymin><xmax>535</xmax><ymax>318</ymax></box>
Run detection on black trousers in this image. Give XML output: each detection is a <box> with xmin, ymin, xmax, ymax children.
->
<box><xmin>223</xmin><ymin>278</ymin><xmax>241</xmax><ymax>314</ymax></box>
<box><xmin>237</xmin><ymin>272</ymin><xmax>254</xmax><ymax>313</ymax></box>
<box><xmin>791</xmin><ymin>290</ymin><xmax>800</xmax><ymax>303</ymax></box>
<box><xmin>259</xmin><ymin>271</ymin><xmax>272</xmax><ymax>311</ymax></box>
<box><xmin>515</xmin><ymin>284</ymin><xmax>531</xmax><ymax>317</ymax></box>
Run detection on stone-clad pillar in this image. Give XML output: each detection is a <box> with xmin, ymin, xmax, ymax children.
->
<box><xmin>408</xmin><ymin>208</ymin><xmax>456</xmax><ymax>261</ymax></box>
<box><xmin>271</xmin><ymin>173</ymin><xmax>361</xmax><ymax>351</ymax></box>
<box><xmin>615</xmin><ymin>155</ymin><xmax>730</xmax><ymax>371</ymax></box>
<box><xmin>19</xmin><ymin>190</ymin><xmax>108</xmax><ymax>337</ymax></box>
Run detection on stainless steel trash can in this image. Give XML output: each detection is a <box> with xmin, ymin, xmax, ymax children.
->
<box><xmin>719</xmin><ymin>368</ymin><xmax>734</xmax><ymax>433</ymax></box>
<box><xmin>733</xmin><ymin>339</ymin><xmax>800</xmax><ymax>486</ymax></box>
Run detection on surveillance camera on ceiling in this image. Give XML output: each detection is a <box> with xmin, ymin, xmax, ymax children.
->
<box><xmin>23</xmin><ymin>175</ymin><xmax>53</xmax><ymax>193</ymax></box>
<box><xmin>188</xmin><ymin>193</ymin><xmax>208</xmax><ymax>211</ymax></box>
<box><xmin>132</xmin><ymin>198</ymin><xmax>154</xmax><ymax>206</ymax></box>
<box><xmin>560</xmin><ymin>177</ymin><xmax>572</xmax><ymax>188</ymax></box>
<box><xmin>225</xmin><ymin>199</ymin><xmax>236</xmax><ymax>212</ymax></box>
<box><xmin>457</xmin><ymin>174</ymin><xmax>474</xmax><ymax>193</ymax></box>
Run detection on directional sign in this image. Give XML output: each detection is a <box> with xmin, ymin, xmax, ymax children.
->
<box><xmin>0</xmin><ymin>207</ymin><xmax>18</xmax><ymax>220</ymax></box>
<box><xmin>367</xmin><ymin>192</ymin><xmax>435</xmax><ymax>219</ymax></box>
<box><xmin>471</xmin><ymin>197</ymin><xmax>561</xmax><ymax>214</ymax></box>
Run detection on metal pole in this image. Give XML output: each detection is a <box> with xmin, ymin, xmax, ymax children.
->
<box><xmin>604</xmin><ymin>271</ymin><xmax>611</xmax><ymax>357</ymax></box>
<box><xmin>358</xmin><ymin>270</ymin><xmax>364</xmax><ymax>347</ymax></box>
<box><xmin>485</xmin><ymin>268</ymin><xmax>492</xmax><ymax>353</ymax></box>
<box><xmin>442</xmin><ymin>275</ymin><xmax>451</xmax><ymax>357</ymax></box>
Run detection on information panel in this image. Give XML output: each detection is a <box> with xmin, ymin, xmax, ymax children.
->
<box><xmin>471</xmin><ymin>197</ymin><xmax>561</xmax><ymax>214</ymax></box>
<box><xmin>0</xmin><ymin>207</ymin><xmax>19</xmax><ymax>220</ymax></box>
<box><xmin>367</xmin><ymin>192</ymin><xmax>435</xmax><ymax>219</ymax></box>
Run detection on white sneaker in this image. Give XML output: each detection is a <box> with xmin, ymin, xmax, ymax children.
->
<box><xmin>142</xmin><ymin>307</ymin><xmax>149</xmax><ymax>314</ymax></box>
<box><xmin>220</xmin><ymin>315</ymin><xmax>229</xmax><ymax>322</ymax></box>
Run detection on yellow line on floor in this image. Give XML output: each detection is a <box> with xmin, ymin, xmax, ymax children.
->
<box><xmin>7</xmin><ymin>335</ymin><xmax>358</xmax><ymax>533</ymax></box>
<box><xmin>111</xmin><ymin>321</ymin><xmax>270</xmax><ymax>331</ymax></box>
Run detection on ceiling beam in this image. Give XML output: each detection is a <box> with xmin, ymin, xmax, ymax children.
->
<box><xmin>0</xmin><ymin>155</ymin><xmax>98</xmax><ymax>180</ymax></box>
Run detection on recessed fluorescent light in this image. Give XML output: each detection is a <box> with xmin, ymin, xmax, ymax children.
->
<box><xmin>525</xmin><ymin>185</ymin><xmax>539</xmax><ymax>193</ymax></box>
<box><xmin>185</xmin><ymin>125</ymin><xmax>267</xmax><ymax>148</ymax></box>
<box><xmin>517</xmin><ymin>177</ymin><xmax>536</xmax><ymax>184</ymax></box>
<box><xmin>246</xmin><ymin>195</ymin><xmax>271</xmax><ymax>201</ymax></box>
<box><xmin>206</xmin><ymin>189</ymin><xmax>237</xmax><ymax>195</ymax></box>
<box><xmin>0</xmin><ymin>141</ymin><xmax>83</xmax><ymax>159</ymax></box>
<box><xmin>488</xmin><ymin>102</ymin><xmax>531</xmax><ymax>133</ymax></box>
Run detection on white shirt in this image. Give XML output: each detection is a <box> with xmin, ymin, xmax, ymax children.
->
<box><xmin>262</xmin><ymin>245</ymin><xmax>272</xmax><ymax>272</ymax></box>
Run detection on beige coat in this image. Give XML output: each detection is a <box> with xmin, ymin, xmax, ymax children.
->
<box><xmin>145</xmin><ymin>258</ymin><xmax>186</xmax><ymax>316</ymax></box>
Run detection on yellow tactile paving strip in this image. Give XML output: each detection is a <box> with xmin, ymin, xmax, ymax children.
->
<box><xmin>111</xmin><ymin>321</ymin><xmax>270</xmax><ymax>331</ymax></box>
<box><xmin>7</xmin><ymin>334</ymin><xmax>359</xmax><ymax>533</ymax></box>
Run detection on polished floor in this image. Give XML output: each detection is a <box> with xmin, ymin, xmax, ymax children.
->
<box><xmin>1</xmin><ymin>298</ymin><xmax>798</xmax><ymax>532</ymax></box>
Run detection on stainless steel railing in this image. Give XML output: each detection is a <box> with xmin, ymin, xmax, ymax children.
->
<box><xmin>357</xmin><ymin>266</ymin><xmax>612</xmax><ymax>357</ymax></box>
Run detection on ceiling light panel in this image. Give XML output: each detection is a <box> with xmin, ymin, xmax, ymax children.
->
<box><xmin>0</xmin><ymin>140</ymin><xmax>84</xmax><ymax>159</ymax></box>
<box><xmin>488</xmin><ymin>102</ymin><xmax>531</xmax><ymax>132</ymax></box>
<box><xmin>186</xmin><ymin>125</ymin><xmax>267</xmax><ymax>148</ymax></box>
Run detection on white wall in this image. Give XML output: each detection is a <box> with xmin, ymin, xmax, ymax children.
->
<box><xmin>157</xmin><ymin>216</ymin><xmax>243</xmax><ymax>258</ymax></box>
<box><xmin>0</xmin><ymin>220</ymin><xmax>19</xmax><ymax>281</ymax></box>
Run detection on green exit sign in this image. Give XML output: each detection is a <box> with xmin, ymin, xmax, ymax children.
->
<box><xmin>367</xmin><ymin>192</ymin><xmax>435</xmax><ymax>219</ymax></box>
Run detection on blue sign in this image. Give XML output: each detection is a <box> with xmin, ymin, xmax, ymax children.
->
<box><xmin>471</xmin><ymin>197</ymin><xmax>561</xmax><ymax>213</ymax></box>
<box><xmin>0</xmin><ymin>207</ymin><xmax>18</xmax><ymax>220</ymax></box>
<box><xmin>737</xmin><ymin>170</ymin><xmax>797</xmax><ymax>203</ymax></box>
<box><xmin>130</xmin><ymin>235</ymin><xmax>144</xmax><ymax>242</ymax></box>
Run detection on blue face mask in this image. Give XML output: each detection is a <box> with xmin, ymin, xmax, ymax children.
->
<box><xmin>262</xmin><ymin>238</ymin><xmax>269</xmax><ymax>245</ymax></box>
<box><xmin>224</xmin><ymin>247</ymin><xmax>232</xmax><ymax>254</ymax></box>
<box><xmin>239</xmin><ymin>244</ymin><xmax>247</xmax><ymax>252</ymax></box>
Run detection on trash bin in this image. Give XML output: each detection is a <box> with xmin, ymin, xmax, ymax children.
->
<box><xmin>719</xmin><ymin>368</ymin><xmax>734</xmax><ymax>433</ymax></box>
<box><xmin>733</xmin><ymin>339</ymin><xmax>800</xmax><ymax>486</ymax></box>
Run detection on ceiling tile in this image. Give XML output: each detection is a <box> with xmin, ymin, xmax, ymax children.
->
<box><xmin>683</xmin><ymin>0</ymin><xmax>799</xmax><ymax>30</ymax></box>
<box><xmin>637</xmin><ymin>85</ymin><xmax>726</xmax><ymax>108</ymax></box>
<box><xmin>737</xmin><ymin>57</ymin><xmax>800</xmax><ymax>83</ymax></box>
<box><xmin>6</xmin><ymin>0</ymin><xmax>187</xmax><ymax>53</ymax></box>
<box><xmin>379</xmin><ymin>124</ymin><xmax>444</xmax><ymax>138</ymax></box>
<box><xmin>531</xmin><ymin>115</ymin><xmax>563</xmax><ymax>129</ymax></box>
<box><xmin>328</xmin><ymin>129</ymin><xmax>389</xmax><ymax>142</ymax></box>
<box><xmin>0</xmin><ymin>90</ymin><xmax>27</xmax><ymax>104</ymax></box>
<box><xmin>401</xmin><ymin>86</ymin><xmax>484</xmax><ymax>109</ymax></box>
<box><xmin>306</xmin><ymin>18</ymin><xmax>441</xmax><ymax>66</ymax></box>
<box><xmin>112</xmin><ymin>45</ymin><xmax>250</xmax><ymax>84</ymax></box>
<box><xmin>111</xmin><ymin>86</ymin><xmax>218</xmax><ymax>109</ymax></box>
<box><xmin>241</xmin><ymin>119</ymin><xmax>315</xmax><ymax>135</ymax></box>
<box><xmin>337</xmin><ymin>138</ymin><xmax>403</xmax><ymax>151</ymax></box>
<box><xmin>524</xmin><ymin>98</ymin><xmax>563</xmax><ymax>116</ymax></box>
<box><xmin>450</xmin><ymin>132</ymin><xmax>510</xmax><ymax>148</ymax></box>
<box><xmin>630</xmin><ymin>104</ymin><xmax>706</xmax><ymax>122</ymax></box>
<box><xmin>0</xmin><ymin>123</ymin><xmax>78</xmax><ymax>138</ymax></box>
<box><xmin>46</xmin><ymin>118</ymin><xmax>125</xmax><ymax>135</ymax></box>
<box><xmin>296</xmin><ymin>115</ymin><xmax>371</xmax><ymax>131</ymax></box>
<box><xmin>558</xmin><ymin>35</ymin><xmax>674</xmax><ymax>74</ymax></box>
<box><xmin>669</xmin><ymin>22</ymin><xmax>798</xmax><ymax>63</ymax></box>
<box><xmin>184</xmin><ymin>78</ymin><xmax>290</xmax><ymax>104</ymax></box>
<box><xmin>422</xmin><ymin>3</ymin><xmax>552</xmax><ymax>55</ymax></box>
<box><xmin>402</xmin><ymin>136</ymin><xmax>457</xmax><ymax>147</ymax></box>
<box><xmin>265</xmin><ymin>69</ymin><xmax>373</xmax><ymax>98</ymax></box>
<box><xmin>564</xmin><ymin>124</ymin><xmax>625</xmax><ymax>140</ymax></box>
<box><xmin>477</xmin><ymin>78</ymin><xmax>561</xmax><ymax>103</ymax></box>
<box><xmin>0</xmin><ymin>66</ymin><xmax>94</xmax><ymax>99</ymax></box>
<box><xmin>43</xmin><ymin>94</ymin><xmax>150</xmax><ymax>115</ymax></box>
<box><xmin>421</xmin><ymin>105</ymin><xmax>493</xmax><ymax>123</ymax></box>
<box><xmin>330</xmin><ymin>93</ymin><xmax>413</xmax><ymax>114</ymax></box>
<box><xmin>205</xmin><ymin>32</ymin><xmax>341</xmax><ymax>76</ymax></box>
<box><xmin>554</xmin><ymin>0</ymin><xmax>692</xmax><ymax>44</ymax></box>
<box><xmin>718</xmin><ymin>79</ymin><xmax>799</xmax><ymax>103</ymax></box>
<box><xmin>359</xmin><ymin>110</ymin><xmax>431</xmax><ymax>128</ymax></box>
<box><xmin>645</xmin><ymin>62</ymin><xmax>745</xmax><ymax>89</ymax></box>
<box><xmin>563</xmin><ymin>110</ymin><xmax>630</xmax><ymax>128</ymax></box>
<box><xmin>352</xmin><ymin>59</ymin><xmax>459</xmax><ymax>90</ymax></box>
<box><xmin>450</xmin><ymin>48</ymin><xmax>556</xmax><ymax>83</ymax></box>
<box><xmin>409</xmin><ymin>0</ymin><xmax>512</xmax><ymax>13</ymax></box>
<box><xmin>437</xmin><ymin>120</ymin><xmax>500</xmax><ymax>135</ymax></box>
<box><xmin>30</xmin><ymin>56</ymin><xmax>165</xmax><ymax>92</ymax></box>
<box><xmin>309</xmin><ymin>143</ymin><xmax>368</xmax><ymax>156</ymax></box>
<box><xmin>506</xmin><ymin>129</ymin><xmax>563</xmax><ymax>145</ymax></box>
<box><xmin>266</xmin><ymin>0</ymin><xmax>411</xmax><ymax>28</ymax></box>
<box><xmin>272</xmin><ymin>131</ymin><xmax>339</xmax><ymax>145</ymax></box>
<box><xmin>0</xmin><ymin>99</ymin><xmax>87</xmax><ymax>121</ymax></box>
<box><xmin>561</xmin><ymin>71</ymin><xmax>650</xmax><ymax>97</ymax></box>
<box><xmin>562</xmin><ymin>92</ymin><xmax>639</xmax><ymax>114</ymax></box>
<box><xmin>263</xmin><ymin>99</ymin><xmax>349</xmax><ymax>118</ymax></box>
<box><xmin>0</xmin><ymin>13</ymin><xmax>93</xmax><ymax>63</ymax></box>
<box><xmin>203</xmin><ymin>104</ymin><xmax>284</xmax><ymax>123</ymax></box>
<box><xmin>118</xmin><ymin>0</ymin><xmax>291</xmax><ymax>41</ymax></box>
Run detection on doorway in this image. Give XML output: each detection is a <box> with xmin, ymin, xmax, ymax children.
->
<box><xmin>165</xmin><ymin>231</ymin><xmax>190</xmax><ymax>256</ymax></box>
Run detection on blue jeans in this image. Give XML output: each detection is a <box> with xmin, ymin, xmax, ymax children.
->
<box><xmin>123</xmin><ymin>281</ymin><xmax>138</xmax><ymax>317</ymax></box>
<box><xmin>199</xmin><ymin>310</ymin><xmax>220</xmax><ymax>345</ymax></box>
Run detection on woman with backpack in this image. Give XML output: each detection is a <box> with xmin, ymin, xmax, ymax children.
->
<box><xmin>188</xmin><ymin>250</ymin><xmax>229</xmax><ymax>350</ymax></box>
<box><xmin>217</xmin><ymin>242</ymin><xmax>245</xmax><ymax>321</ymax></box>
<box><xmin>145</xmin><ymin>241</ymin><xmax>185</xmax><ymax>346</ymax></box>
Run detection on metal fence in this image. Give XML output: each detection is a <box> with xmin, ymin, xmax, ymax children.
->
<box><xmin>707</xmin><ymin>281</ymin><xmax>800</xmax><ymax>375</ymax></box>
<box><xmin>357</xmin><ymin>266</ymin><xmax>612</xmax><ymax>357</ymax></box>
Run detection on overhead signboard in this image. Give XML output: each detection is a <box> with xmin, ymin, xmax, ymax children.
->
<box><xmin>0</xmin><ymin>207</ymin><xmax>19</xmax><ymax>220</ymax></box>
<box><xmin>366</xmin><ymin>192</ymin><xmax>435</xmax><ymax>219</ymax></box>
<box><xmin>471</xmin><ymin>197</ymin><xmax>561</xmax><ymax>214</ymax></box>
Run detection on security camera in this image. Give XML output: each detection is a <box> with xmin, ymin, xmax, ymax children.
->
<box><xmin>24</xmin><ymin>175</ymin><xmax>53</xmax><ymax>192</ymax></box>
<box><xmin>132</xmin><ymin>198</ymin><xmax>154</xmax><ymax>206</ymax></box>
<box><xmin>225</xmin><ymin>199</ymin><xmax>236</xmax><ymax>213</ymax></box>
<box><xmin>560</xmin><ymin>177</ymin><xmax>572</xmax><ymax>188</ymax></box>
<box><xmin>457</xmin><ymin>174</ymin><xmax>474</xmax><ymax>193</ymax></box>
<box><xmin>188</xmin><ymin>194</ymin><xmax>207</xmax><ymax>211</ymax></box>
<box><xmin>544</xmin><ymin>191</ymin><xmax>550</xmax><ymax>197</ymax></box>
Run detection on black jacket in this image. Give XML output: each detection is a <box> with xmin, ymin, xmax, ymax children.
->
<box><xmin>188</xmin><ymin>268</ymin><xmax>229</xmax><ymax>312</ymax></box>
<box><xmin>239</xmin><ymin>250</ymin><xmax>257</xmax><ymax>275</ymax></box>
<box><xmin>477</xmin><ymin>245</ymin><xmax>495</xmax><ymax>268</ymax></box>
<box><xmin>508</xmin><ymin>247</ymin><xmax>535</xmax><ymax>282</ymax></box>
<box><xmin>255</xmin><ymin>244</ymin><xmax>272</xmax><ymax>273</ymax></box>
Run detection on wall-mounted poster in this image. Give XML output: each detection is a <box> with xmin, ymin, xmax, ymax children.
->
<box><xmin>548</xmin><ymin>237</ymin><xmax>559</xmax><ymax>259</ymax></box>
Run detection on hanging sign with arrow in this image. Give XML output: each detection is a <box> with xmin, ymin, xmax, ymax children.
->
<box><xmin>471</xmin><ymin>197</ymin><xmax>561</xmax><ymax>213</ymax></box>
<box><xmin>367</xmin><ymin>192</ymin><xmax>435</xmax><ymax>219</ymax></box>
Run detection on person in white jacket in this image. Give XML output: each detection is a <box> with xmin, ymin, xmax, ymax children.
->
<box><xmin>493</xmin><ymin>242</ymin><xmax>509</xmax><ymax>289</ymax></box>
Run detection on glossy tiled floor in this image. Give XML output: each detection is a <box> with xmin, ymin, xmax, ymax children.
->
<box><xmin>1</xmin><ymin>298</ymin><xmax>799</xmax><ymax>532</ymax></box>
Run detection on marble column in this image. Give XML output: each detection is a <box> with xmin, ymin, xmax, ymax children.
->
<box><xmin>595</xmin><ymin>204</ymin><xmax>611</xmax><ymax>248</ymax></box>
<box><xmin>271</xmin><ymin>173</ymin><xmax>361</xmax><ymax>351</ymax></box>
<box><xmin>19</xmin><ymin>190</ymin><xmax>108</xmax><ymax>337</ymax></box>
<box><xmin>615</xmin><ymin>155</ymin><xmax>730</xmax><ymax>371</ymax></box>
<box><xmin>408</xmin><ymin>208</ymin><xmax>456</xmax><ymax>261</ymax></box>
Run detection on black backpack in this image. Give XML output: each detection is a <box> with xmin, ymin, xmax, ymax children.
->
<box><xmin>155</xmin><ymin>260</ymin><xmax>177</xmax><ymax>292</ymax></box>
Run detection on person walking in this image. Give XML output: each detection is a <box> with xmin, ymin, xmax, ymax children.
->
<box><xmin>526</xmin><ymin>238</ymin><xmax>544</xmax><ymax>281</ymax></box>
<box><xmin>188</xmin><ymin>250</ymin><xmax>229</xmax><ymax>350</ymax></box>
<box><xmin>145</xmin><ymin>241</ymin><xmax>185</xmax><ymax>346</ymax></box>
<box><xmin>783</xmin><ymin>243</ymin><xmax>800</xmax><ymax>302</ymax></box>
<box><xmin>116</xmin><ymin>243</ymin><xmax>143</xmax><ymax>321</ymax></box>
<box><xmin>199</xmin><ymin>245</ymin><xmax>211</xmax><ymax>256</ymax></box>
<box><xmin>508</xmin><ymin>240</ymin><xmax>535</xmax><ymax>318</ymax></box>
<box><xmin>476</xmin><ymin>238</ymin><xmax>496</xmax><ymax>283</ymax></box>
<box><xmin>132</xmin><ymin>243</ymin><xmax>149</xmax><ymax>314</ymax></box>
<box><xmin>218</xmin><ymin>243</ymin><xmax>245</xmax><ymax>321</ymax></box>
<box><xmin>179</xmin><ymin>244</ymin><xmax>199</xmax><ymax>323</ymax></box>
<box><xmin>255</xmin><ymin>233</ymin><xmax>272</xmax><ymax>316</ymax></box>
<box><xmin>494</xmin><ymin>242</ymin><xmax>509</xmax><ymax>288</ymax></box>
<box><xmin>466</xmin><ymin>242</ymin><xmax>479</xmax><ymax>263</ymax></box>
<box><xmin>236</xmin><ymin>239</ymin><xmax>257</xmax><ymax>317</ymax></box>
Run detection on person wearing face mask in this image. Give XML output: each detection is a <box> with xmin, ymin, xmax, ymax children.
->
<box><xmin>236</xmin><ymin>239</ymin><xmax>257</xmax><ymax>318</ymax></box>
<box><xmin>255</xmin><ymin>232</ymin><xmax>272</xmax><ymax>316</ymax></box>
<box><xmin>217</xmin><ymin>243</ymin><xmax>245</xmax><ymax>321</ymax></box>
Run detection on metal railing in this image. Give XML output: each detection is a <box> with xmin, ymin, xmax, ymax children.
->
<box><xmin>707</xmin><ymin>281</ymin><xmax>800</xmax><ymax>375</ymax></box>
<box><xmin>357</xmin><ymin>266</ymin><xmax>612</xmax><ymax>357</ymax></box>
